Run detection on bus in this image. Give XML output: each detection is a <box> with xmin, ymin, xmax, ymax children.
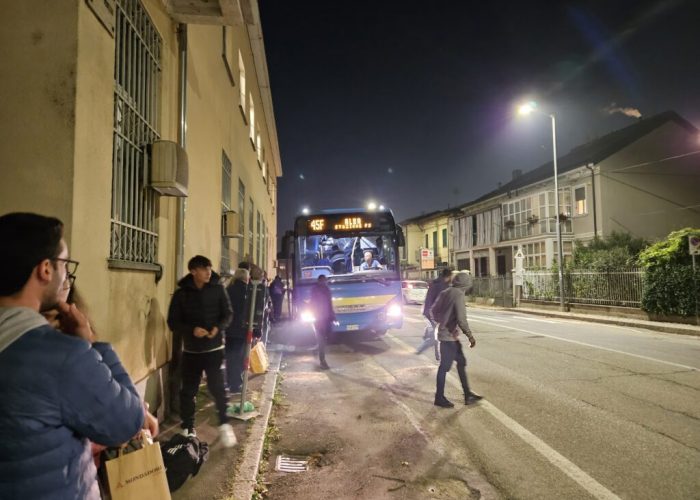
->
<box><xmin>292</xmin><ymin>208</ymin><xmax>405</xmax><ymax>337</ymax></box>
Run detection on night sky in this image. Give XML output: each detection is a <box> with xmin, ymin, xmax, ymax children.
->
<box><xmin>259</xmin><ymin>0</ymin><xmax>700</xmax><ymax>233</ymax></box>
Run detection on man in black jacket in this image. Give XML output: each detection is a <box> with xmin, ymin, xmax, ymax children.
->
<box><xmin>416</xmin><ymin>268</ymin><xmax>452</xmax><ymax>358</ymax></box>
<box><xmin>167</xmin><ymin>255</ymin><xmax>235</xmax><ymax>447</ymax></box>
<box><xmin>225</xmin><ymin>267</ymin><xmax>249</xmax><ymax>394</ymax></box>
<box><xmin>311</xmin><ymin>275</ymin><xmax>335</xmax><ymax>370</ymax></box>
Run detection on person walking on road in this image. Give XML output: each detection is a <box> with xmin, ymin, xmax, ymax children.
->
<box><xmin>310</xmin><ymin>274</ymin><xmax>335</xmax><ymax>370</ymax></box>
<box><xmin>431</xmin><ymin>271</ymin><xmax>482</xmax><ymax>408</ymax></box>
<box><xmin>0</xmin><ymin>212</ymin><xmax>146</xmax><ymax>499</ymax></box>
<box><xmin>225</xmin><ymin>267</ymin><xmax>249</xmax><ymax>394</ymax></box>
<box><xmin>167</xmin><ymin>255</ymin><xmax>236</xmax><ymax>447</ymax></box>
<box><xmin>416</xmin><ymin>268</ymin><xmax>453</xmax><ymax>358</ymax></box>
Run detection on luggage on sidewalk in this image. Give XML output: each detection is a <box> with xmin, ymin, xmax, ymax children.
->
<box><xmin>250</xmin><ymin>341</ymin><xmax>269</xmax><ymax>374</ymax></box>
<box><xmin>101</xmin><ymin>431</ymin><xmax>171</xmax><ymax>500</ymax></box>
<box><xmin>159</xmin><ymin>434</ymin><xmax>210</xmax><ymax>492</ymax></box>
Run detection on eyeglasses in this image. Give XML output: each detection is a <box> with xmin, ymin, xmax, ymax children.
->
<box><xmin>52</xmin><ymin>258</ymin><xmax>79</xmax><ymax>275</ymax></box>
<box><xmin>63</xmin><ymin>273</ymin><xmax>76</xmax><ymax>290</ymax></box>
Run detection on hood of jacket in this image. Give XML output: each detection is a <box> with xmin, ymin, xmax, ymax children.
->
<box><xmin>451</xmin><ymin>271</ymin><xmax>473</xmax><ymax>293</ymax></box>
<box><xmin>0</xmin><ymin>306</ymin><xmax>48</xmax><ymax>354</ymax></box>
<box><xmin>177</xmin><ymin>270</ymin><xmax>222</xmax><ymax>289</ymax></box>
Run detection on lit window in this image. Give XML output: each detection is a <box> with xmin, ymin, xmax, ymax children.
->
<box><xmin>238</xmin><ymin>51</ymin><xmax>246</xmax><ymax>113</ymax></box>
<box><xmin>249</xmin><ymin>95</ymin><xmax>255</xmax><ymax>142</ymax></box>
<box><xmin>575</xmin><ymin>186</ymin><xmax>587</xmax><ymax>215</ymax></box>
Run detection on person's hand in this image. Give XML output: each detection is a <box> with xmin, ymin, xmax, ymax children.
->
<box><xmin>56</xmin><ymin>302</ymin><xmax>95</xmax><ymax>343</ymax></box>
<box><xmin>207</xmin><ymin>326</ymin><xmax>219</xmax><ymax>339</ymax></box>
<box><xmin>142</xmin><ymin>403</ymin><xmax>159</xmax><ymax>438</ymax></box>
<box><xmin>193</xmin><ymin>327</ymin><xmax>208</xmax><ymax>338</ymax></box>
<box><xmin>469</xmin><ymin>338</ymin><xmax>476</xmax><ymax>348</ymax></box>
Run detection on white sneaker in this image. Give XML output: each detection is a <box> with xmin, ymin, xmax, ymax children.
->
<box><xmin>181</xmin><ymin>427</ymin><xmax>196</xmax><ymax>438</ymax></box>
<box><xmin>219</xmin><ymin>423</ymin><xmax>237</xmax><ymax>448</ymax></box>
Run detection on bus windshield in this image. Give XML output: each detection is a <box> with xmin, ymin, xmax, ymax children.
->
<box><xmin>296</xmin><ymin>232</ymin><xmax>399</xmax><ymax>283</ymax></box>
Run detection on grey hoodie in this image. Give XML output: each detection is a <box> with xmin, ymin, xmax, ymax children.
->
<box><xmin>431</xmin><ymin>272</ymin><xmax>475</xmax><ymax>343</ymax></box>
<box><xmin>0</xmin><ymin>306</ymin><xmax>48</xmax><ymax>353</ymax></box>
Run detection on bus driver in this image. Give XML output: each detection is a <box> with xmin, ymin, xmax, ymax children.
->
<box><xmin>360</xmin><ymin>250</ymin><xmax>382</xmax><ymax>270</ymax></box>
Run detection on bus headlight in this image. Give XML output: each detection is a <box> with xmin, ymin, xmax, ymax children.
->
<box><xmin>387</xmin><ymin>303</ymin><xmax>402</xmax><ymax>318</ymax></box>
<box><xmin>300</xmin><ymin>310</ymin><xmax>316</xmax><ymax>323</ymax></box>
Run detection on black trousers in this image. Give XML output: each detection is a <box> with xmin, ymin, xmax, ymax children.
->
<box><xmin>271</xmin><ymin>295</ymin><xmax>283</xmax><ymax>321</ymax></box>
<box><xmin>435</xmin><ymin>340</ymin><xmax>470</xmax><ymax>398</ymax></box>
<box><xmin>180</xmin><ymin>350</ymin><xmax>229</xmax><ymax>429</ymax></box>
<box><xmin>225</xmin><ymin>337</ymin><xmax>247</xmax><ymax>393</ymax></box>
<box><xmin>314</xmin><ymin>320</ymin><xmax>331</xmax><ymax>363</ymax></box>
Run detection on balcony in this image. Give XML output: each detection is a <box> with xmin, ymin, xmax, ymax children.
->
<box><xmin>501</xmin><ymin>216</ymin><xmax>572</xmax><ymax>241</ymax></box>
<box><xmin>162</xmin><ymin>0</ymin><xmax>248</xmax><ymax>25</ymax></box>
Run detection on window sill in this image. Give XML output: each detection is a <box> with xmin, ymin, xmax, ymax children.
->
<box><xmin>108</xmin><ymin>259</ymin><xmax>161</xmax><ymax>273</ymax></box>
<box><xmin>239</xmin><ymin>104</ymin><xmax>248</xmax><ymax>125</ymax></box>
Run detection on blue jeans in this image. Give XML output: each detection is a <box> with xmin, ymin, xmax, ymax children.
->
<box><xmin>225</xmin><ymin>337</ymin><xmax>247</xmax><ymax>393</ymax></box>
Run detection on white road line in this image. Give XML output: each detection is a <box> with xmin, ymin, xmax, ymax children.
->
<box><xmin>470</xmin><ymin>318</ymin><xmax>699</xmax><ymax>372</ymax></box>
<box><xmin>386</xmin><ymin>333</ymin><xmax>621</xmax><ymax>500</ymax></box>
<box><xmin>477</xmin><ymin>400</ymin><xmax>620</xmax><ymax>500</ymax></box>
<box><xmin>516</xmin><ymin>316</ymin><xmax>557</xmax><ymax>323</ymax></box>
<box><xmin>402</xmin><ymin>316</ymin><xmax>424</xmax><ymax>324</ymax></box>
<box><xmin>469</xmin><ymin>314</ymin><xmax>508</xmax><ymax>323</ymax></box>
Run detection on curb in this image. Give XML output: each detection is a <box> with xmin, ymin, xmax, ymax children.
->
<box><xmin>469</xmin><ymin>304</ymin><xmax>700</xmax><ymax>337</ymax></box>
<box><xmin>229</xmin><ymin>350</ymin><xmax>282</xmax><ymax>500</ymax></box>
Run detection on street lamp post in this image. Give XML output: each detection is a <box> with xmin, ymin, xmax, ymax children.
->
<box><xmin>518</xmin><ymin>102</ymin><xmax>566</xmax><ymax>311</ymax></box>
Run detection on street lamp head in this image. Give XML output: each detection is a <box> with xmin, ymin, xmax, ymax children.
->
<box><xmin>367</xmin><ymin>202</ymin><xmax>377</xmax><ymax>211</ymax></box>
<box><xmin>379</xmin><ymin>204</ymin><xmax>385</xmax><ymax>211</ymax></box>
<box><xmin>517</xmin><ymin>101</ymin><xmax>537</xmax><ymax>116</ymax></box>
<box><xmin>301</xmin><ymin>207</ymin><xmax>310</xmax><ymax>215</ymax></box>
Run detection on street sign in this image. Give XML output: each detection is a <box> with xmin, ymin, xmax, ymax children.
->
<box><xmin>689</xmin><ymin>234</ymin><xmax>700</xmax><ymax>255</ymax></box>
<box><xmin>420</xmin><ymin>248</ymin><xmax>434</xmax><ymax>269</ymax></box>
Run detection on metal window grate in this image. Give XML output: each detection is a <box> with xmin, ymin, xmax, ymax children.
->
<box><xmin>110</xmin><ymin>0</ymin><xmax>162</xmax><ymax>264</ymax></box>
<box><xmin>221</xmin><ymin>151</ymin><xmax>232</xmax><ymax>273</ymax></box>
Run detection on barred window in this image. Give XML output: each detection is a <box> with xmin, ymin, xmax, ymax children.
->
<box><xmin>238</xmin><ymin>180</ymin><xmax>246</xmax><ymax>260</ymax></box>
<box><xmin>248</xmin><ymin>198</ymin><xmax>255</xmax><ymax>261</ymax></box>
<box><xmin>221</xmin><ymin>151</ymin><xmax>232</xmax><ymax>273</ymax></box>
<box><xmin>110</xmin><ymin>0</ymin><xmax>161</xmax><ymax>265</ymax></box>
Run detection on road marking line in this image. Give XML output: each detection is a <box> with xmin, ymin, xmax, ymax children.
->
<box><xmin>470</xmin><ymin>319</ymin><xmax>699</xmax><ymax>371</ymax></box>
<box><xmin>469</xmin><ymin>314</ymin><xmax>508</xmax><ymax>323</ymax></box>
<box><xmin>402</xmin><ymin>316</ymin><xmax>424</xmax><ymax>324</ymax></box>
<box><xmin>476</xmin><ymin>400</ymin><xmax>620</xmax><ymax>500</ymax></box>
<box><xmin>385</xmin><ymin>333</ymin><xmax>621</xmax><ymax>500</ymax></box>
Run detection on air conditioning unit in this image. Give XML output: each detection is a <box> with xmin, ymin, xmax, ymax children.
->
<box><xmin>222</xmin><ymin>211</ymin><xmax>242</xmax><ymax>238</ymax></box>
<box><xmin>150</xmin><ymin>140</ymin><xmax>188</xmax><ymax>197</ymax></box>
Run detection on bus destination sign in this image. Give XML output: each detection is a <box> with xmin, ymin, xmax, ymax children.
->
<box><xmin>308</xmin><ymin>216</ymin><xmax>373</xmax><ymax>232</ymax></box>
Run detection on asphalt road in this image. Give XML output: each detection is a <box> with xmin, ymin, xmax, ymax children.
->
<box><xmin>268</xmin><ymin>305</ymin><xmax>700</xmax><ymax>499</ymax></box>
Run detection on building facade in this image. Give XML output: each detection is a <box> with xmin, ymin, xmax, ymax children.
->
<box><xmin>0</xmin><ymin>0</ymin><xmax>281</xmax><ymax>412</ymax></box>
<box><xmin>400</xmin><ymin>210</ymin><xmax>454</xmax><ymax>279</ymax></box>
<box><xmin>451</xmin><ymin>112</ymin><xmax>699</xmax><ymax>275</ymax></box>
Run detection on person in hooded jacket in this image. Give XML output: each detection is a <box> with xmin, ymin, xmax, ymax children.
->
<box><xmin>416</xmin><ymin>267</ymin><xmax>453</xmax><ymax>358</ymax></box>
<box><xmin>431</xmin><ymin>271</ymin><xmax>483</xmax><ymax>408</ymax></box>
<box><xmin>225</xmin><ymin>267</ymin><xmax>249</xmax><ymax>394</ymax></box>
<box><xmin>167</xmin><ymin>255</ymin><xmax>236</xmax><ymax>447</ymax></box>
<box><xmin>0</xmin><ymin>212</ymin><xmax>145</xmax><ymax>499</ymax></box>
<box><xmin>310</xmin><ymin>274</ymin><xmax>335</xmax><ymax>370</ymax></box>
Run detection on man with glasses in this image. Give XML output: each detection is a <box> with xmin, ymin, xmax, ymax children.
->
<box><xmin>0</xmin><ymin>212</ymin><xmax>145</xmax><ymax>499</ymax></box>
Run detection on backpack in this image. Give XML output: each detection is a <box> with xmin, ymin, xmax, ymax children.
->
<box><xmin>160</xmin><ymin>434</ymin><xmax>210</xmax><ymax>492</ymax></box>
<box><xmin>430</xmin><ymin>289</ymin><xmax>452</xmax><ymax>324</ymax></box>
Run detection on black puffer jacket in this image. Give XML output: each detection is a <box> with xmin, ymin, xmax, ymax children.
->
<box><xmin>167</xmin><ymin>271</ymin><xmax>233</xmax><ymax>353</ymax></box>
<box><xmin>225</xmin><ymin>278</ymin><xmax>248</xmax><ymax>339</ymax></box>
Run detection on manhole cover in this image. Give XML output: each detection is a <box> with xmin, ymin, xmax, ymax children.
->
<box><xmin>275</xmin><ymin>455</ymin><xmax>308</xmax><ymax>473</ymax></box>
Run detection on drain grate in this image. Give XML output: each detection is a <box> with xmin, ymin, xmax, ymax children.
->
<box><xmin>275</xmin><ymin>455</ymin><xmax>309</xmax><ymax>473</ymax></box>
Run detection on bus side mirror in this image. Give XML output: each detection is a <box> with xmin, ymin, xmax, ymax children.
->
<box><xmin>396</xmin><ymin>226</ymin><xmax>406</xmax><ymax>247</ymax></box>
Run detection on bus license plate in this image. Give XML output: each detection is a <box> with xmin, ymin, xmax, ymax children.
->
<box><xmin>346</xmin><ymin>324</ymin><xmax>359</xmax><ymax>331</ymax></box>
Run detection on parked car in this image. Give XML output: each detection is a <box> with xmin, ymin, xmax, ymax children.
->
<box><xmin>401</xmin><ymin>280</ymin><xmax>429</xmax><ymax>304</ymax></box>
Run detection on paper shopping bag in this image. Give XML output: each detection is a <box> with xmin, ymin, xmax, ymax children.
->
<box><xmin>249</xmin><ymin>341</ymin><xmax>269</xmax><ymax>374</ymax></box>
<box><xmin>104</xmin><ymin>433</ymin><xmax>171</xmax><ymax>500</ymax></box>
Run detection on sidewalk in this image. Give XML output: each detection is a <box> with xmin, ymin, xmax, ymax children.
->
<box><xmin>470</xmin><ymin>303</ymin><xmax>700</xmax><ymax>337</ymax></box>
<box><xmin>158</xmin><ymin>348</ymin><xmax>281</xmax><ymax>500</ymax></box>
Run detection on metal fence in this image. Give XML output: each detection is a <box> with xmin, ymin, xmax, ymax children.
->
<box><xmin>521</xmin><ymin>268</ymin><xmax>644</xmax><ymax>307</ymax></box>
<box><xmin>471</xmin><ymin>276</ymin><xmax>514</xmax><ymax>307</ymax></box>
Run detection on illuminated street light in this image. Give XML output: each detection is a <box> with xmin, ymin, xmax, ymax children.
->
<box><xmin>301</xmin><ymin>207</ymin><xmax>310</xmax><ymax>215</ymax></box>
<box><xmin>379</xmin><ymin>204</ymin><xmax>385</xmax><ymax>211</ymax></box>
<box><xmin>367</xmin><ymin>202</ymin><xmax>377</xmax><ymax>211</ymax></box>
<box><xmin>517</xmin><ymin>100</ymin><xmax>566</xmax><ymax>311</ymax></box>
